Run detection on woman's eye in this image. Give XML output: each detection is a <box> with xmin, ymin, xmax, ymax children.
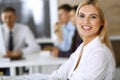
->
<box><xmin>78</xmin><ymin>14</ymin><xmax>84</xmax><ymax>18</ymax></box>
<box><xmin>91</xmin><ymin>16</ymin><xmax>97</xmax><ymax>19</ymax></box>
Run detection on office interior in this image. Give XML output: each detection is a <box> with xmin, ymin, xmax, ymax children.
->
<box><xmin>0</xmin><ymin>0</ymin><xmax>120</xmax><ymax>80</ymax></box>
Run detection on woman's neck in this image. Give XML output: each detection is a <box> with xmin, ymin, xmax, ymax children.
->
<box><xmin>83</xmin><ymin>35</ymin><xmax>98</xmax><ymax>46</ymax></box>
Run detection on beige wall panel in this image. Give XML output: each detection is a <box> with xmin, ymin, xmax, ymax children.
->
<box><xmin>58</xmin><ymin>0</ymin><xmax>81</xmax><ymax>6</ymax></box>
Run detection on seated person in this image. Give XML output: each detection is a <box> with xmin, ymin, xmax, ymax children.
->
<box><xmin>49</xmin><ymin>0</ymin><xmax>115</xmax><ymax>79</ymax></box>
<box><xmin>52</xmin><ymin>5</ymin><xmax>83</xmax><ymax>57</ymax></box>
<box><xmin>0</xmin><ymin>7</ymin><xmax>40</xmax><ymax>75</ymax></box>
<box><xmin>69</xmin><ymin>5</ymin><xmax>83</xmax><ymax>50</ymax></box>
<box><xmin>51</xmin><ymin>4</ymin><xmax>82</xmax><ymax>57</ymax></box>
<box><xmin>54</xmin><ymin>21</ymin><xmax>63</xmax><ymax>46</ymax></box>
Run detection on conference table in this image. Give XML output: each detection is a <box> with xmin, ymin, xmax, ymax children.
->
<box><xmin>0</xmin><ymin>51</ymin><xmax>68</xmax><ymax>76</ymax></box>
<box><xmin>4</xmin><ymin>73</ymin><xmax>50</xmax><ymax>80</ymax></box>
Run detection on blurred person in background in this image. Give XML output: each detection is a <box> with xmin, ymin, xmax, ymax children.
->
<box><xmin>50</xmin><ymin>4</ymin><xmax>82</xmax><ymax>58</ymax></box>
<box><xmin>69</xmin><ymin>5</ymin><xmax>83</xmax><ymax>50</ymax></box>
<box><xmin>51</xmin><ymin>4</ymin><xmax>76</xmax><ymax>57</ymax></box>
<box><xmin>44</xmin><ymin>4</ymin><xmax>75</xmax><ymax>57</ymax></box>
<box><xmin>49</xmin><ymin>0</ymin><xmax>115</xmax><ymax>79</ymax></box>
<box><xmin>51</xmin><ymin>5</ymin><xmax>83</xmax><ymax>57</ymax></box>
<box><xmin>54</xmin><ymin>21</ymin><xmax>63</xmax><ymax>46</ymax></box>
<box><xmin>0</xmin><ymin>6</ymin><xmax>40</xmax><ymax>75</ymax></box>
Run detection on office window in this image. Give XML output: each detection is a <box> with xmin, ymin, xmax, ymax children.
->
<box><xmin>0</xmin><ymin>0</ymin><xmax>51</xmax><ymax>39</ymax></box>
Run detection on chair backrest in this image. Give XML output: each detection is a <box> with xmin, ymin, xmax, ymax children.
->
<box><xmin>111</xmin><ymin>40</ymin><xmax>120</xmax><ymax>67</ymax></box>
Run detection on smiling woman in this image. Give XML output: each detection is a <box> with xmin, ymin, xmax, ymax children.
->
<box><xmin>76</xmin><ymin>4</ymin><xmax>102</xmax><ymax>45</ymax></box>
<box><xmin>49</xmin><ymin>0</ymin><xmax>116</xmax><ymax>80</ymax></box>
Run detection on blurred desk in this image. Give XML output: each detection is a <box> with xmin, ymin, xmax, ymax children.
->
<box><xmin>0</xmin><ymin>51</ymin><xmax>68</xmax><ymax>76</ymax></box>
<box><xmin>4</xmin><ymin>73</ymin><xmax>49</xmax><ymax>80</ymax></box>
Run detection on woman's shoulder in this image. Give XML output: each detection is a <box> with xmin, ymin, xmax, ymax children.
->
<box><xmin>89</xmin><ymin>43</ymin><xmax>114</xmax><ymax>64</ymax></box>
<box><xmin>92</xmin><ymin>43</ymin><xmax>111</xmax><ymax>55</ymax></box>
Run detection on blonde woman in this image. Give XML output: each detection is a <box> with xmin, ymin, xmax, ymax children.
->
<box><xmin>49</xmin><ymin>0</ymin><xmax>116</xmax><ymax>80</ymax></box>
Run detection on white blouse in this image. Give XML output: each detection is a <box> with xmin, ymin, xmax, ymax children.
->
<box><xmin>49</xmin><ymin>36</ymin><xmax>116</xmax><ymax>80</ymax></box>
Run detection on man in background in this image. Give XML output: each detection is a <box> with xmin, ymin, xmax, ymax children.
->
<box><xmin>51</xmin><ymin>4</ymin><xmax>76</xmax><ymax>57</ymax></box>
<box><xmin>51</xmin><ymin>4</ymin><xmax>83</xmax><ymax>58</ymax></box>
<box><xmin>69</xmin><ymin>5</ymin><xmax>83</xmax><ymax>50</ymax></box>
<box><xmin>0</xmin><ymin>7</ymin><xmax>40</xmax><ymax>75</ymax></box>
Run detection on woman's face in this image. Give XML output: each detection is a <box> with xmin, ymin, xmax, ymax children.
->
<box><xmin>76</xmin><ymin>4</ymin><xmax>102</xmax><ymax>39</ymax></box>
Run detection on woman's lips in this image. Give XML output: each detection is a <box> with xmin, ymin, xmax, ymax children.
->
<box><xmin>82</xmin><ymin>26</ymin><xmax>92</xmax><ymax>30</ymax></box>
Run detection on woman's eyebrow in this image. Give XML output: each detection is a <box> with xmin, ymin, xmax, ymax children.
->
<box><xmin>90</xmin><ymin>14</ymin><xmax>99</xmax><ymax>17</ymax></box>
<box><xmin>78</xmin><ymin>12</ymin><xmax>99</xmax><ymax>16</ymax></box>
<box><xmin>78</xmin><ymin>12</ymin><xmax>84</xmax><ymax>15</ymax></box>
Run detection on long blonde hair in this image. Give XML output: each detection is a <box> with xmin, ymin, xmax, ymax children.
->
<box><xmin>76</xmin><ymin>0</ymin><xmax>115</xmax><ymax>57</ymax></box>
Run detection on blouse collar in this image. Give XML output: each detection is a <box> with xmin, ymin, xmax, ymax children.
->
<box><xmin>83</xmin><ymin>36</ymin><xmax>102</xmax><ymax>53</ymax></box>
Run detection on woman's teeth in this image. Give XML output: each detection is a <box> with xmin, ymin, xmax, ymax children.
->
<box><xmin>82</xmin><ymin>26</ymin><xmax>92</xmax><ymax>30</ymax></box>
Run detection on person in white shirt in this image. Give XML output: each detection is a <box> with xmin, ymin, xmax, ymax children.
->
<box><xmin>49</xmin><ymin>0</ymin><xmax>116</xmax><ymax>80</ymax></box>
<box><xmin>0</xmin><ymin>7</ymin><xmax>40</xmax><ymax>75</ymax></box>
<box><xmin>0</xmin><ymin>7</ymin><xmax>40</xmax><ymax>59</ymax></box>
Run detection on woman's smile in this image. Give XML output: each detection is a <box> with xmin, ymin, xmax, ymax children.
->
<box><xmin>82</xmin><ymin>25</ymin><xmax>92</xmax><ymax>30</ymax></box>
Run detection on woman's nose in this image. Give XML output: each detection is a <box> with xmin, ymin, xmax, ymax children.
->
<box><xmin>82</xmin><ymin>17</ymin><xmax>89</xmax><ymax>24</ymax></box>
